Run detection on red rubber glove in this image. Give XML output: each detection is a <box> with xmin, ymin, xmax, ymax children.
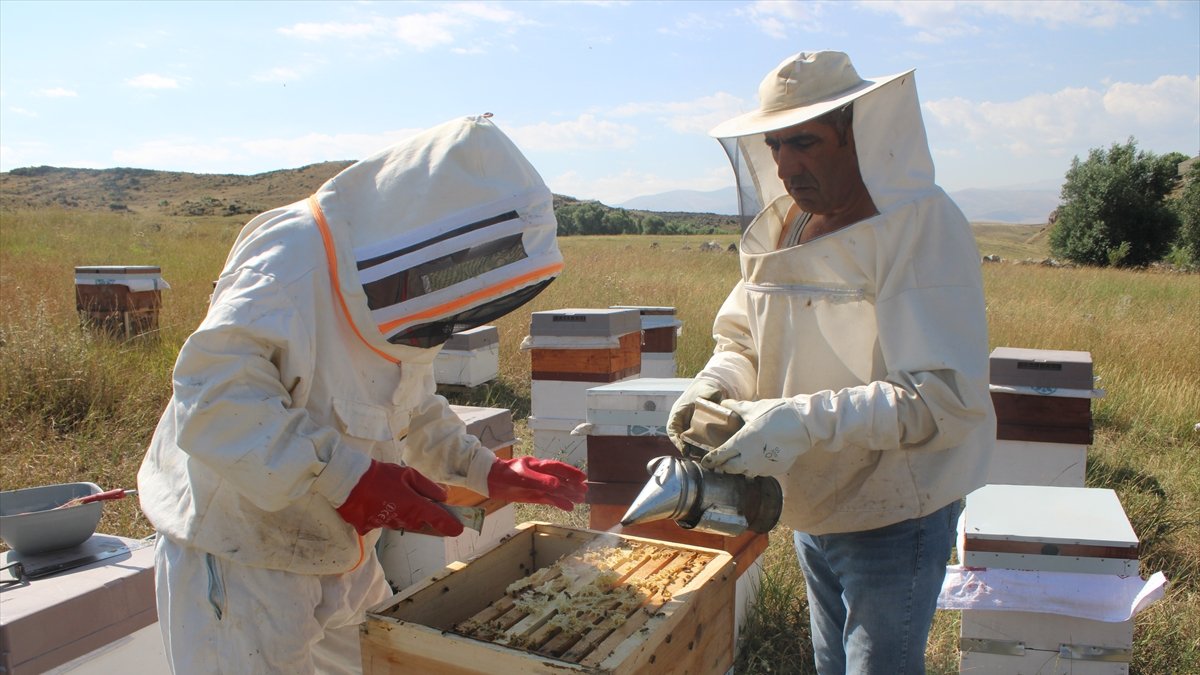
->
<box><xmin>335</xmin><ymin>460</ymin><xmax>464</xmax><ymax>537</ymax></box>
<box><xmin>487</xmin><ymin>456</ymin><xmax>587</xmax><ymax>511</ymax></box>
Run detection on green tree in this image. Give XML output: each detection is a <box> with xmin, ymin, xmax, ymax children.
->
<box><xmin>602</xmin><ymin>209</ymin><xmax>637</xmax><ymax>235</ymax></box>
<box><xmin>1049</xmin><ymin>139</ymin><xmax>1186</xmax><ymax>267</ymax></box>
<box><xmin>641</xmin><ymin>215</ymin><xmax>667</xmax><ymax>235</ymax></box>
<box><xmin>1170</xmin><ymin>162</ymin><xmax>1200</xmax><ymax>267</ymax></box>
<box><xmin>572</xmin><ymin>202</ymin><xmax>606</xmax><ymax>235</ymax></box>
<box><xmin>554</xmin><ymin>207</ymin><xmax>578</xmax><ymax>236</ymax></box>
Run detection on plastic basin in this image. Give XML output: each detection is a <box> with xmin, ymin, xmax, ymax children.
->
<box><xmin>0</xmin><ymin>482</ymin><xmax>104</xmax><ymax>555</ymax></box>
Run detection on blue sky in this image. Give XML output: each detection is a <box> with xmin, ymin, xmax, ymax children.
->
<box><xmin>1</xmin><ymin>1</ymin><xmax>1197</xmax><ymax>206</ymax></box>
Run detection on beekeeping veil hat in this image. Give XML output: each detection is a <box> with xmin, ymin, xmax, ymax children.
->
<box><xmin>710</xmin><ymin>51</ymin><xmax>929</xmax><ymax>226</ymax></box>
<box><xmin>307</xmin><ymin>114</ymin><xmax>562</xmax><ymax>355</ymax></box>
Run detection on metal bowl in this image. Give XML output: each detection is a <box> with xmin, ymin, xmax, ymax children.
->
<box><xmin>0</xmin><ymin>482</ymin><xmax>104</xmax><ymax>555</ymax></box>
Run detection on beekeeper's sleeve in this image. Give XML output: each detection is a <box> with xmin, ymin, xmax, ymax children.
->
<box><xmin>172</xmin><ymin>270</ymin><xmax>369</xmax><ymax>513</ymax></box>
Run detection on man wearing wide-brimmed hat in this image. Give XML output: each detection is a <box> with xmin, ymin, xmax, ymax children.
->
<box><xmin>668</xmin><ymin>51</ymin><xmax>995</xmax><ymax>673</ymax></box>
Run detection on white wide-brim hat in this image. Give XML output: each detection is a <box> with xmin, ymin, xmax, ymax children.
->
<box><xmin>710</xmin><ymin>50</ymin><xmax>912</xmax><ymax>138</ymax></box>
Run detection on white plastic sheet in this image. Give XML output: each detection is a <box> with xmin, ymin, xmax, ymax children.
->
<box><xmin>938</xmin><ymin>565</ymin><xmax>1167</xmax><ymax>623</ymax></box>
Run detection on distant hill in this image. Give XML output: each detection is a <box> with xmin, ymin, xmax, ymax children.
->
<box><xmin>618</xmin><ymin>187</ymin><xmax>738</xmax><ymax>216</ymax></box>
<box><xmin>947</xmin><ymin>187</ymin><xmax>1061</xmax><ymax>225</ymax></box>
<box><xmin>616</xmin><ymin>185</ymin><xmax>1062</xmax><ymax>224</ymax></box>
<box><xmin>0</xmin><ymin>165</ymin><xmax>742</xmax><ymax>236</ymax></box>
<box><xmin>1</xmin><ymin>164</ymin><xmax>1059</xmax><ymax>226</ymax></box>
<box><xmin>0</xmin><ymin>163</ymin><xmax>353</xmax><ymax>216</ymax></box>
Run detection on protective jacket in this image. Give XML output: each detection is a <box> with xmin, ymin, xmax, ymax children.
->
<box><xmin>701</xmin><ymin>73</ymin><xmax>995</xmax><ymax>535</ymax></box>
<box><xmin>138</xmin><ymin>116</ymin><xmax>562</xmax><ymax>573</ymax></box>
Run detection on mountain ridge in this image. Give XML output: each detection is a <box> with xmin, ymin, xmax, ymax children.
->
<box><xmin>618</xmin><ymin>185</ymin><xmax>1061</xmax><ymax>224</ymax></box>
<box><xmin>2</xmin><ymin>164</ymin><xmax>1058</xmax><ymax>224</ymax></box>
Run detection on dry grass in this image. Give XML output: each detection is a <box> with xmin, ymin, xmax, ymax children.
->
<box><xmin>1</xmin><ymin>209</ymin><xmax>1196</xmax><ymax>673</ymax></box>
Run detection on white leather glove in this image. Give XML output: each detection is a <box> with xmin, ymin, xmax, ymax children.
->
<box><xmin>666</xmin><ymin>377</ymin><xmax>726</xmax><ymax>452</ymax></box>
<box><xmin>700</xmin><ymin>398</ymin><xmax>810</xmax><ymax>477</ymax></box>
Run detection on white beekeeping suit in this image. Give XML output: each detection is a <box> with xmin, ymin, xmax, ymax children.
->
<box><xmin>138</xmin><ymin>115</ymin><xmax>564</xmax><ymax>674</ymax></box>
<box><xmin>694</xmin><ymin>60</ymin><xmax>996</xmax><ymax>535</ymax></box>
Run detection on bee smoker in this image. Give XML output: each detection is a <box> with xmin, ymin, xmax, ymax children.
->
<box><xmin>619</xmin><ymin>399</ymin><xmax>783</xmax><ymax>537</ymax></box>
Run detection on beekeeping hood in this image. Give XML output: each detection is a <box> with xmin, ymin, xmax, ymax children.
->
<box><xmin>303</xmin><ymin>115</ymin><xmax>562</xmax><ymax>357</ymax></box>
<box><xmin>710</xmin><ymin>51</ymin><xmax>931</xmax><ymax>226</ymax></box>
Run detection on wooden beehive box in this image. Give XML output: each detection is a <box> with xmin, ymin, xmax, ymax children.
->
<box><xmin>435</xmin><ymin>326</ymin><xmax>501</xmax><ymax>388</ymax></box>
<box><xmin>609</xmin><ymin>306</ymin><xmax>681</xmax><ymax>378</ymax></box>
<box><xmin>962</xmin><ymin>485</ymin><xmax>1139</xmax><ymax>576</ymax></box>
<box><xmin>74</xmin><ymin>265</ymin><xmax>168</xmax><ymax>337</ymax></box>
<box><xmin>362</xmin><ymin>522</ymin><xmax>735</xmax><ymax>675</ymax></box>
<box><xmin>528</xmin><ymin>308</ymin><xmax>642</xmax><ymax>386</ymax></box>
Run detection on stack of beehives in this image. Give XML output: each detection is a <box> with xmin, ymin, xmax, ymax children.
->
<box><xmin>524</xmin><ymin>308</ymin><xmax>642</xmax><ymax>467</ymax></box>
<box><xmin>987</xmin><ymin>346</ymin><xmax>1099</xmax><ymax>487</ymax></box>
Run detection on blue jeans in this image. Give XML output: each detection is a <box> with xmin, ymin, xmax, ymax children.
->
<box><xmin>793</xmin><ymin>500</ymin><xmax>961</xmax><ymax>675</ymax></box>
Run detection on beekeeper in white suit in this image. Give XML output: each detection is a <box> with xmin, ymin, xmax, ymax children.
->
<box><xmin>138</xmin><ymin>115</ymin><xmax>587</xmax><ymax>674</ymax></box>
<box><xmin>667</xmin><ymin>52</ymin><xmax>995</xmax><ymax>674</ymax></box>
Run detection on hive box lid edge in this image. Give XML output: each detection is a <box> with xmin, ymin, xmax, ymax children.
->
<box><xmin>74</xmin><ymin>265</ymin><xmax>162</xmax><ymax>275</ymax></box>
<box><xmin>989</xmin><ymin>347</ymin><xmax>1094</xmax><ymax>389</ymax></box>
<box><xmin>586</xmin><ymin>377</ymin><xmax>694</xmax><ymax>398</ymax></box>
<box><xmin>442</xmin><ymin>325</ymin><xmax>499</xmax><ymax>351</ymax></box>
<box><xmin>529</xmin><ymin>308</ymin><xmax>641</xmax><ymax>338</ymax></box>
<box><xmin>964</xmin><ymin>485</ymin><xmax>1137</xmax><ymax>548</ymax></box>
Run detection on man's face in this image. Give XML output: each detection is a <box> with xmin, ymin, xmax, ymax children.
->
<box><xmin>764</xmin><ymin>118</ymin><xmax>865</xmax><ymax>216</ymax></box>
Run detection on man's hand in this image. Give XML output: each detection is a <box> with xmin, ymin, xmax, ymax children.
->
<box><xmin>666</xmin><ymin>377</ymin><xmax>726</xmax><ymax>451</ymax></box>
<box><xmin>335</xmin><ymin>460</ymin><xmax>464</xmax><ymax>536</ymax></box>
<box><xmin>700</xmin><ymin>398</ymin><xmax>810</xmax><ymax>477</ymax></box>
<box><xmin>487</xmin><ymin>456</ymin><xmax>587</xmax><ymax>510</ymax></box>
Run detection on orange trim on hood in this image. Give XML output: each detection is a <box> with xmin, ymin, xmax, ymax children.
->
<box><xmin>377</xmin><ymin>261</ymin><xmax>564</xmax><ymax>335</ymax></box>
<box><xmin>345</xmin><ymin>532</ymin><xmax>366</xmax><ymax>574</ymax></box>
<box><xmin>308</xmin><ymin>196</ymin><xmax>401</xmax><ymax>365</ymax></box>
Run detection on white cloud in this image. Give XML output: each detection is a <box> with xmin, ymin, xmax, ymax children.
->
<box><xmin>453</xmin><ymin>2</ymin><xmax>525</xmax><ymax>24</ymax></box>
<box><xmin>239</xmin><ymin>129</ymin><xmax>425</xmax><ymax>166</ymax></box>
<box><xmin>1103</xmin><ymin>75</ymin><xmax>1200</xmax><ymax>127</ymax></box>
<box><xmin>609</xmin><ymin>92</ymin><xmax>750</xmax><ymax>135</ymax></box>
<box><xmin>37</xmin><ymin>87</ymin><xmax>78</xmax><ymax>98</ymax></box>
<box><xmin>741</xmin><ymin>0</ymin><xmax>832</xmax><ymax>38</ymax></box>
<box><xmin>505</xmin><ymin>114</ymin><xmax>638</xmax><ymax>152</ymax></box>
<box><xmin>279</xmin><ymin>21</ymin><xmax>378</xmax><ymax>41</ymax></box>
<box><xmin>658</xmin><ymin>12</ymin><xmax>725</xmax><ymax>36</ymax></box>
<box><xmin>278</xmin><ymin>3</ymin><xmax>529</xmax><ymax>52</ymax></box>
<box><xmin>973</xmin><ymin>0</ymin><xmax>1145</xmax><ymax>28</ymax></box>
<box><xmin>110</xmin><ymin>129</ymin><xmax>427</xmax><ymax>173</ymax></box>
<box><xmin>924</xmin><ymin>74</ymin><xmax>1200</xmax><ymax>163</ymax></box>
<box><xmin>390</xmin><ymin>13</ymin><xmax>460</xmax><ymax>50</ymax></box>
<box><xmin>252</xmin><ymin>67</ymin><xmax>301</xmax><ymax>84</ymax></box>
<box><xmin>112</xmin><ymin>139</ymin><xmax>233</xmax><ymax>167</ymax></box>
<box><xmin>8</xmin><ymin>106</ymin><xmax>38</xmax><ymax>118</ymax></box>
<box><xmin>0</xmin><ymin>144</ymin><xmax>26</xmax><ymax>171</ymax></box>
<box><xmin>126</xmin><ymin>73</ymin><xmax>182</xmax><ymax>90</ymax></box>
<box><xmin>861</xmin><ymin>0</ymin><xmax>1147</xmax><ymax>43</ymax></box>
<box><xmin>548</xmin><ymin>166</ymin><xmax>731</xmax><ymax>205</ymax></box>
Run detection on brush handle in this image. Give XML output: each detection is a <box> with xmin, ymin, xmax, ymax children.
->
<box><xmin>59</xmin><ymin>488</ymin><xmax>136</xmax><ymax>508</ymax></box>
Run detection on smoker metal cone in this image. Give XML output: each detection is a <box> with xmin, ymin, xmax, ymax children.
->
<box><xmin>620</xmin><ymin>456</ymin><xmax>692</xmax><ymax>526</ymax></box>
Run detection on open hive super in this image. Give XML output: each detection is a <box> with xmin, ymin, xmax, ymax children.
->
<box><xmin>362</xmin><ymin>522</ymin><xmax>735</xmax><ymax>675</ymax></box>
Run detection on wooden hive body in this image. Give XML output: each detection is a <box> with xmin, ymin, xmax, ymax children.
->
<box><xmin>362</xmin><ymin>522</ymin><xmax>735</xmax><ymax>675</ymax></box>
<box><xmin>73</xmin><ymin>265</ymin><xmax>166</xmax><ymax>337</ymax></box>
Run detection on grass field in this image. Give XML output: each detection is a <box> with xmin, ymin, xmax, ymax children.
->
<box><xmin>1</xmin><ymin>209</ymin><xmax>1197</xmax><ymax>673</ymax></box>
